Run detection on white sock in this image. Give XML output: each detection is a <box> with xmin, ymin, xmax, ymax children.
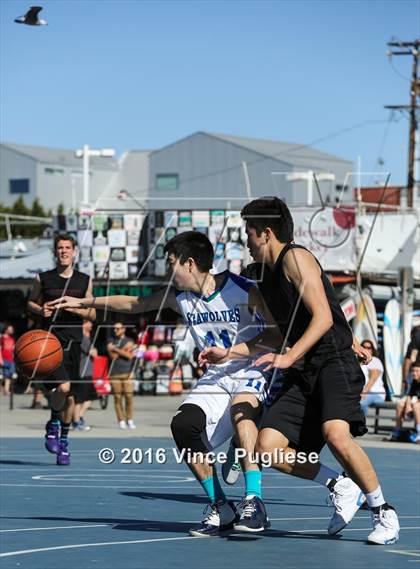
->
<box><xmin>313</xmin><ymin>464</ymin><xmax>340</xmax><ymax>487</ymax></box>
<box><xmin>416</xmin><ymin>423</ymin><xmax>420</xmax><ymax>434</ymax></box>
<box><xmin>365</xmin><ymin>486</ymin><xmax>385</xmax><ymax>508</ymax></box>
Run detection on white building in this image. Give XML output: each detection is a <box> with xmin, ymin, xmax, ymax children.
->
<box><xmin>1</xmin><ymin>132</ymin><xmax>353</xmax><ymax>213</ymax></box>
<box><xmin>0</xmin><ymin>143</ymin><xmax>150</xmax><ymax>212</ymax></box>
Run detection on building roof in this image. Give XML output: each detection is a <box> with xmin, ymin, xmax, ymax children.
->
<box><xmin>206</xmin><ymin>132</ymin><xmax>351</xmax><ymax>168</ymax></box>
<box><xmin>2</xmin><ymin>143</ymin><xmax>119</xmax><ymax>171</ymax></box>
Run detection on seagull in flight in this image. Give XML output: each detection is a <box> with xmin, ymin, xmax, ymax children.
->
<box><xmin>15</xmin><ymin>6</ymin><xmax>48</xmax><ymax>26</ymax></box>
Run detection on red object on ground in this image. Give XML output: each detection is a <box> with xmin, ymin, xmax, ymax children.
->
<box><xmin>92</xmin><ymin>355</ymin><xmax>111</xmax><ymax>395</ymax></box>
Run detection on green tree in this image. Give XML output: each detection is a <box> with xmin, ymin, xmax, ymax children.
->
<box><xmin>11</xmin><ymin>196</ymin><xmax>30</xmax><ymax>216</ymax></box>
<box><xmin>30</xmin><ymin>198</ymin><xmax>46</xmax><ymax>218</ymax></box>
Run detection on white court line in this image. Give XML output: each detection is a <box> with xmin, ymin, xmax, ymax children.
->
<box><xmin>1</xmin><ymin>528</ymin><xmax>420</xmax><ymax>558</ymax></box>
<box><xmin>1</xmin><ymin>516</ymin><xmax>419</xmax><ymax>533</ymax></box>
<box><xmin>268</xmin><ymin>516</ymin><xmax>420</xmax><ymax>521</ymax></box>
<box><xmin>387</xmin><ymin>550</ymin><xmax>420</xmax><ymax>558</ymax></box>
<box><xmin>0</xmin><ymin>524</ymin><xmax>109</xmax><ymax>533</ymax></box>
<box><xmin>32</xmin><ymin>474</ymin><xmax>195</xmax><ymax>482</ymax></box>
<box><xmin>0</xmin><ymin>468</ymin><xmax>198</xmax><ymax>472</ymax></box>
<box><xmin>1</xmin><ymin>468</ymin><xmax>290</xmax><ymax>477</ymax></box>
<box><xmin>0</xmin><ymin>536</ymin><xmax>196</xmax><ymax>558</ymax></box>
<box><xmin>0</xmin><ymin>483</ymin><xmax>324</xmax><ymax>489</ymax></box>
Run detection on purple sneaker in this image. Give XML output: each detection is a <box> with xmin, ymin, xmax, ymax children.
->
<box><xmin>56</xmin><ymin>440</ymin><xmax>71</xmax><ymax>466</ymax></box>
<box><xmin>45</xmin><ymin>421</ymin><xmax>60</xmax><ymax>454</ymax></box>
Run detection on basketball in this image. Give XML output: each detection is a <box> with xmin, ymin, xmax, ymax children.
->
<box><xmin>15</xmin><ymin>329</ymin><xmax>63</xmax><ymax>378</ymax></box>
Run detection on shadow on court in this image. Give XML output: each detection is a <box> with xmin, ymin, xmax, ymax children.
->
<box><xmin>1</xmin><ymin>514</ymin><xmax>363</xmax><ymax>543</ymax></box>
<box><xmin>120</xmin><ymin>491</ymin><xmax>329</xmax><ymax>509</ymax></box>
<box><xmin>0</xmin><ymin>459</ymin><xmax>55</xmax><ymax>466</ymax></box>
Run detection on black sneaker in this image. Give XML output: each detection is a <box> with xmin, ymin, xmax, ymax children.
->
<box><xmin>189</xmin><ymin>500</ymin><xmax>238</xmax><ymax>537</ymax></box>
<box><xmin>234</xmin><ymin>496</ymin><xmax>270</xmax><ymax>532</ymax></box>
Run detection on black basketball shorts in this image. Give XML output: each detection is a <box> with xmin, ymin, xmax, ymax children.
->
<box><xmin>261</xmin><ymin>349</ymin><xmax>367</xmax><ymax>454</ymax></box>
<box><xmin>42</xmin><ymin>337</ymin><xmax>81</xmax><ymax>392</ymax></box>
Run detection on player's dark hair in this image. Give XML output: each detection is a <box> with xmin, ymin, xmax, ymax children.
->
<box><xmin>411</xmin><ymin>360</ymin><xmax>420</xmax><ymax>369</ymax></box>
<box><xmin>54</xmin><ymin>233</ymin><xmax>77</xmax><ymax>250</ymax></box>
<box><xmin>241</xmin><ymin>197</ymin><xmax>294</xmax><ymax>242</ymax></box>
<box><xmin>164</xmin><ymin>231</ymin><xmax>214</xmax><ymax>273</ymax></box>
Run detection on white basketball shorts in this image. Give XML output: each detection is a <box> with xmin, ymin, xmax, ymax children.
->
<box><xmin>181</xmin><ymin>361</ymin><xmax>268</xmax><ymax>450</ymax></box>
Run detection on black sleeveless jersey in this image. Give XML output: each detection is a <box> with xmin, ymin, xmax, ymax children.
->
<box><xmin>243</xmin><ymin>243</ymin><xmax>352</xmax><ymax>359</ymax></box>
<box><xmin>39</xmin><ymin>268</ymin><xmax>90</xmax><ymax>341</ymax></box>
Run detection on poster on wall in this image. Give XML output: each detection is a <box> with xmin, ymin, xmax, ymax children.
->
<box><xmin>110</xmin><ymin>261</ymin><xmax>128</xmax><ymax>280</ymax></box>
<box><xmin>92</xmin><ymin>214</ymin><xmax>109</xmax><ymax>232</ymax></box>
<box><xmin>108</xmin><ymin>229</ymin><xmax>126</xmax><ymax>247</ymax></box>
<box><xmin>92</xmin><ymin>245</ymin><xmax>110</xmax><ymax>263</ymax></box>
<box><xmin>126</xmin><ymin>246</ymin><xmax>139</xmax><ymax>263</ymax></box>
<box><xmin>292</xmin><ymin>207</ymin><xmax>357</xmax><ymax>271</ymax></box>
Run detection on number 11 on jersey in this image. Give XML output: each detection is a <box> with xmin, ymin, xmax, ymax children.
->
<box><xmin>204</xmin><ymin>329</ymin><xmax>232</xmax><ymax>349</ymax></box>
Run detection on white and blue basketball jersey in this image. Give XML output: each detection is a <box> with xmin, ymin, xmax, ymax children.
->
<box><xmin>174</xmin><ymin>271</ymin><xmax>265</xmax><ymax>373</ymax></box>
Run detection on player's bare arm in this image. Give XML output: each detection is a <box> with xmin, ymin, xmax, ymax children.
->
<box><xmin>47</xmin><ymin>287</ymin><xmax>180</xmax><ymax>315</ymax></box>
<box><xmin>62</xmin><ymin>278</ymin><xmax>97</xmax><ymax>322</ymax></box>
<box><xmin>199</xmin><ymin>285</ymin><xmax>282</xmax><ymax>366</ymax></box>
<box><xmin>27</xmin><ymin>274</ymin><xmax>52</xmax><ymax>318</ymax></box>
<box><xmin>255</xmin><ymin>248</ymin><xmax>334</xmax><ymax>370</ymax></box>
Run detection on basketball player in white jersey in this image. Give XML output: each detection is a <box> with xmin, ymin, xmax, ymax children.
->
<box><xmin>49</xmin><ymin>231</ymin><xmax>282</xmax><ymax>536</ymax></box>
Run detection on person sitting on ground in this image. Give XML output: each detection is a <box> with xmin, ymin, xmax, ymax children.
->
<box><xmin>391</xmin><ymin>360</ymin><xmax>420</xmax><ymax>443</ymax></box>
<box><xmin>359</xmin><ymin>340</ymin><xmax>386</xmax><ymax>416</ymax></box>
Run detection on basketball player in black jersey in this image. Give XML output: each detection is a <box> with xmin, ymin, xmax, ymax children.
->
<box><xmin>27</xmin><ymin>234</ymin><xmax>95</xmax><ymax>465</ymax></box>
<box><xmin>201</xmin><ymin>197</ymin><xmax>399</xmax><ymax>545</ymax></box>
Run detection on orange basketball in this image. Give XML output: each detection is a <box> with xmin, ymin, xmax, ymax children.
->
<box><xmin>15</xmin><ymin>330</ymin><xmax>63</xmax><ymax>378</ymax></box>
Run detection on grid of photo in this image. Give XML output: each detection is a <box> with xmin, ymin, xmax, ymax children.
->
<box><xmin>53</xmin><ymin>210</ymin><xmax>249</xmax><ymax>279</ymax></box>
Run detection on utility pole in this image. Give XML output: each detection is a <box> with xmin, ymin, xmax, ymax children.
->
<box><xmin>385</xmin><ymin>39</ymin><xmax>420</xmax><ymax>208</ymax></box>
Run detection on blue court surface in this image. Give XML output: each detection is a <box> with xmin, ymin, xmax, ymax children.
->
<box><xmin>0</xmin><ymin>437</ymin><xmax>419</xmax><ymax>569</ymax></box>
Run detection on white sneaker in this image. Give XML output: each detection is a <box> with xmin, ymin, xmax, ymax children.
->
<box><xmin>127</xmin><ymin>420</ymin><xmax>136</xmax><ymax>429</ymax></box>
<box><xmin>367</xmin><ymin>504</ymin><xmax>400</xmax><ymax>545</ymax></box>
<box><xmin>119</xmin><ymin>420</ymin><xmax>127</xmax><ymax>429</ymax></box>
<box><xmin>327</xmin><ymin>476</ymin><xmax>366</xmax><ymax>535</ymax></box>
<box><xmin>222</xmin><ymin>439</ymin><xmax>241</xmax><ymax>485</ymax></box>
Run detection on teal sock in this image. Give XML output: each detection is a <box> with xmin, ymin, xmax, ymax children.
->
<box><xmin>244</xmin><ymin>470</ymin><xmax>262</xmax><ymax>499</ymax></box>
<box><xmin>50</xmin><ymin>409</ymin><xmax>60</xmax><ymax>423</ymax></box>
<box><xmin>200</xmin><ymin>475</ymin><xmax>226</xmax><ymax>503</ymax></box>
<box><xmin>212</xmin><ymin>472</ymin><xmax>226</xmax><ymax>502</ymax></box>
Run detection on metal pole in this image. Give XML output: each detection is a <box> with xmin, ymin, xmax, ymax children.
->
<box><xmin>9</xmin><ymin>376</ymin><xmax>14</xmax><ymax>410</ymax></box>
<box><xmin>356</xmin><ymin>155</ymin><xmax>362</xmax><ymax>203</ymax></box>
<box><xmin>307</xmin><ymin>170</ymin><xmax>313</xmax><ymax>206</ymax></box>
<box><xmin>71</xmin><ymin>175</ymin><xmax>76</xmax><ymax>212</ymax></box>
<box><xmin>83</xmin><ymin>144</ymin><xmax>90</xmax><ymax>205</ymax></box>
<box><xmin>241</xmin><ymin>161</ymin><xmax>252</xmax><ymax>202</ymax></box>
<box><xmin>407</xmin><ymin>48</ymin><xmax>418</xmax><ymax>208</ymax></box>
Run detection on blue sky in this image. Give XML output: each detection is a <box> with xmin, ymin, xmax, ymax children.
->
<box><xmin>1</xmin><ymin>0</ymin><xmax>418</xmax><ymax>186</ymax></box>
